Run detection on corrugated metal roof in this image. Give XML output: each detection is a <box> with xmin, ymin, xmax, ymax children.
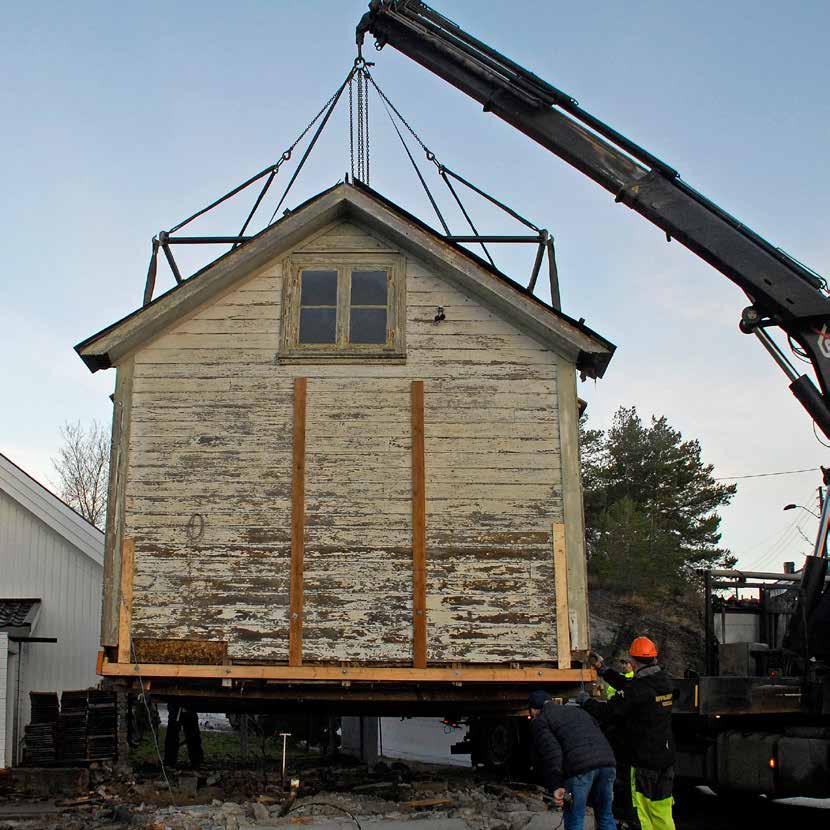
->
<box><xmin>0</xmin><ymin>598</ymin><xmax>40</xmax><ymax>630</ymax></box>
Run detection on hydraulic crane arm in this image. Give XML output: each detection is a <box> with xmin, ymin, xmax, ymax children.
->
<box><xmin>357</xmin><ymin>0</ymin><xmax>830</xmax><ymax>439</ymax></box>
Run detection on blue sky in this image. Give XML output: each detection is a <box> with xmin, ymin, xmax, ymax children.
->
<box><xmin>2</xmin><ymin>1</ymin><xmax>828</xmax><ymax>570</ymax></box>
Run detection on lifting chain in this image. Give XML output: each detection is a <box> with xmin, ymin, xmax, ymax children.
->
<box><xmin>276</xmin><ymin>83</ymin><xmax>344</xmax><ymax>174</ymax></box>
<box><xmin>349</xmin><ymin>77</ymin><xmax>355</xmax><ymax>181</ymax></box>
<box><xmin>349</xmin><ymin>60</ymin><xmax>371</xmax><ymax>185</ymax></box>
<box><xmin>365</xmin><ymin>71</ymin><xmax>440</xmax><ymax>171</ymax></box>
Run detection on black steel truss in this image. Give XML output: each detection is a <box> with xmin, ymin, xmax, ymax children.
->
<box><xmin>142</xmin><ymin>60</ymin><xmax>562</xmax><ymax>310</ymax></box>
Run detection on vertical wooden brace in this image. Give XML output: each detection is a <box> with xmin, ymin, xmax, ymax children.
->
<box><xmin>411</xmin><ymin>380</ymin><xmax>427</xmax><ymax>668</ymax></box>
<box><xmin>289</xmin><ymin>377</ymin><xmax>307</xmax><ymax>667</ymax></box>
<box><xmin>102</xmin><ymin>358</ymin><xmax>134</xmax><ymax>648</ymax></box>
<box><xmin>117</xmin><ymin>537</ymin><xmax>136</xmax><ymax>663</ymax></box>
<box><xmin>553</xmin><ymin>522</ymin><xmax>572</xmax><ymax>669</ymax></box>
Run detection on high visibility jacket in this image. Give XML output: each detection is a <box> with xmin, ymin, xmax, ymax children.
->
<box><xmin>604</xmin><ymin>668</ymin><xmax>634</xmax><ymax>699</ymax></box>
<box><xmin>584</xmin><ymin>664</ymin><xmax>675</xmax><ymax>771</ymax></box>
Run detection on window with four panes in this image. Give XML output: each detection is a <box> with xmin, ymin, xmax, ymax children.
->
<box><xmin>286</xmin><ymin>256</ymin><xmax>403</xmax><ymax>357</ymax></box>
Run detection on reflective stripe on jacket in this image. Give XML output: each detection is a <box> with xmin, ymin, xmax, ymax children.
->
<box><xmin>584</xmin><ymin>664</ymin><xmax>675</xmax><ymax>771</ymax></box>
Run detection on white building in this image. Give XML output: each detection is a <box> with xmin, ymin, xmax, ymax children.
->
<box><xmin>0</xmin><ymin>453</ymin><xmax>103</xmax><ymax>768</ymax></box>
<box><xmin>342</xmin><ymin>717</ymin><xmax>471</xmax><ymax>768</ymax></box>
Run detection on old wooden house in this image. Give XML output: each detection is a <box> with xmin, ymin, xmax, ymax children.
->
<box><xmin>77</xmin><ymin>182</ymin><xmax>613</xmax><ymax>703</ymax></box>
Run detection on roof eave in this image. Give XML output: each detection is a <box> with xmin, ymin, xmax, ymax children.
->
<box><xmin>77</xmin><ymin>181</ymin><xmax>615</xmax><ymax>374</ymax></box>
<box><xmin>0</xmin><ymin>454</ymin><xmax>104</xmax><ymax>567</ymax></box>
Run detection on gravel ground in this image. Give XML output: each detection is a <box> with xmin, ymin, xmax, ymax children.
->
<box><xmin>1</xmin><ymin>763</ymin><xmax>827</xmax><ymax>830</ymax></box>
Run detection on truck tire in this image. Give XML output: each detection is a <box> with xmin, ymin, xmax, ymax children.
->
<box><xmin>470</xmin><ymin>717</ymin><xmax>531</xmax><ymax>774</ymax></box>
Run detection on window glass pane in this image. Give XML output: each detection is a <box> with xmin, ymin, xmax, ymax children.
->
<box><xmin>351</xmin><ymin>270</ymin><xmax>388</xmax><ymax>306</ymax></box>
<box><xmin>300</xmin><ymin>307</ymin><xmax>337</xmax><ymax>343</ymax></box>
<box><xmin>301</xmin><ymin>270</ymin><xmax>337</xmax><ymax>305</ymax></box>
<box><xmin>350</xmin><ymin>308</ymin><xmax>388</xmax><ymax>344</ymax></box>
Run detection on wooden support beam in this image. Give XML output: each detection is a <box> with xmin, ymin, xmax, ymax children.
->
<box><xmin>411</xmin><ymin>380</ymin><xmax>427</xmax><ymax>668</ymax></box>
<box><xmin>133</xmin><ymin>638</ymin><xmax>228</xmax><ymax>665</ymax></box>
<box><xmin>101</xmin><ymin>661</ymin><xmax>595</xmax><ymax>684</ymax></box>
<box><xmin>117</xmin><ymin>537</ymin><xmax>136</xmax><ymax>663</ymax></box>
<box><xmin>102</xmin><ymin>358</ymin><xmax>134</xmax><ymax>647</ymax></box>
<box><xmin>553</xmin><ymin>522</ymin><xmax>571</xmax><ymax>669</ymax></box>
<box><xmin>289</xmin><ymin>377</ymin><xmax>307</xmax><ymax>667</ymax></box>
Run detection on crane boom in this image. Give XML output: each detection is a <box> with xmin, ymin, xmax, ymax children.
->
<box><xmin>357</xmin><ymin>0</ymin><xmax>830</xmax><ymax>438</ymax></box>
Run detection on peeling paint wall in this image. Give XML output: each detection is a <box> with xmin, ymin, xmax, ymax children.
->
<box><xmin>124</xmin><ymin>221</ymin><xmax>570</xmax><ymax>664</ymax></box>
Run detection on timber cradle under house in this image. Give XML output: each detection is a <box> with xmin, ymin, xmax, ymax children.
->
<box><xmin>76</xmin><ymin>182</ymin><xmax>614</xmax><ymax>708</ymax></box>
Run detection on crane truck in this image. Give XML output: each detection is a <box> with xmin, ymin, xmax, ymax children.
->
<box><xmin>357</xmin><ymin>0</ymin><xmax>830</xmax><ymax>798</ymax></box>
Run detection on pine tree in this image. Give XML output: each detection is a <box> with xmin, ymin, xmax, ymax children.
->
<box><xmin>581</xmin><ymin>406</ymin><xmax>736</xmax><ymax>595</ymax></box>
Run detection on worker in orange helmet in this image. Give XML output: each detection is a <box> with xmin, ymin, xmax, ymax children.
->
<box><xmin>584</xmin><ymin>636</ymin><xmax>675</xmax><ymax>830</ymax></box>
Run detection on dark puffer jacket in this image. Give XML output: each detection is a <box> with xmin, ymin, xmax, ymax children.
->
<box><xmin>584</xmin><ymin>664</ymin><xmax>675</xmax><ymax>771</ymax></box>
<box><xmin>531</xmin><ymin>702</ymin><xmax>616</xmax><ymax>791</ymax></box>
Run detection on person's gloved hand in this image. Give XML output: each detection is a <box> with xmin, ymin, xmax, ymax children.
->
<box><xmin>588</xmin><ymin>651</ymin><xmax>604</xmax><ymax>668</ymax></box>
<box><xmin>574</xmin><ymin>690</ymin><xmax>591</xmax><ymax>706</ymax></box>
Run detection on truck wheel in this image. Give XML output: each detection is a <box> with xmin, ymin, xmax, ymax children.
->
<box><xmin>483</xmin><ymin>720</ymin><xmax>515</xmax><ymax>768</ymax></box>
<box><xmin>470</xmin><ymin>717</ymin><xmax>530</xmax><ymax>774</ymax></box>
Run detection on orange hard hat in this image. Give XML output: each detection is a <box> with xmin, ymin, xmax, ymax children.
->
<box><xmin>629</xmin><ymin>636</ymin><xmax>658</xmax><ymax>659</ymax></box>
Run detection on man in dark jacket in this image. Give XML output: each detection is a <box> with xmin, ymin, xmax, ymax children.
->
<box><xmin>584</xmin><ymin>637</ymin><xmax>675</xmax><ymax>830</ymax></box>
<box><xmin>528</xmin><ymin>690</ymin><xmax>617</xmax><ymax>830</ymax></box>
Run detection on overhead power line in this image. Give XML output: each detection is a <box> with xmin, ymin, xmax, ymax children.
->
<box><xmin>714</xmin><ymin>467</ymin><xmax>818</xmax><ymax>481</ymax></box>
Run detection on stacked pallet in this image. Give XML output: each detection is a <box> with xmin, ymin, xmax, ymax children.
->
<box><xmin>22</xmin><ymin>692</ymin><xmax>59</xmax><ymax>765</ymax></box>
<box><xmin>21</xmin><ymin>688</ymin><xmax>118</xmax><ymax>766</ymax></box>
<box><xmin>86</xmin><ymin>690</ymin><xmax>117</xmax><ymax>761</ymax></box>
<box><xmin>58</xmin><ymin>690</ymin><xmax>89</xmax><ymax>763</ymax></box>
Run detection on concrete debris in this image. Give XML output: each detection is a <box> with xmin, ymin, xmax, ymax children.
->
<box><xmin>0</xmin><ymin>759</ymin><xmax>572</xmax><ymax>830</ymax></box>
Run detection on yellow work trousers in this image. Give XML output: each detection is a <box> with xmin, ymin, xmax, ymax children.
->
<box><xmin>630</xmin><ymin>768</ymin><xmax>675</xmax><ymax>830</ymax></box>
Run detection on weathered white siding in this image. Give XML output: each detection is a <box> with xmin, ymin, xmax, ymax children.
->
<box><xmin>125</xmin><ymin>220</ymin><xmax>568</xmax><ymax>664</ymax></box>
<box><xmin>0</xmin><ymin>633</ymin><xmax>7</xmax><ymax>768</ymax></box>
<box><xmin>0</xmin><ymin>488</ymin><xmax>103</xmax><ymax>765</ymax></box>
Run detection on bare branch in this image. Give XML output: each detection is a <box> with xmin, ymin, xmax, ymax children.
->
<box><xmin>52</xmin><ymin>419</ymin><xmax>110</xmax><ymax>529</ymax></box>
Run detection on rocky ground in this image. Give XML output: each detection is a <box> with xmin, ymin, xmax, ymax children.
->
<box><xmin>2</xmin><ymin>758</ymin><xmax>828</xmax><ymax>830</ymax></box>
<box><xmin>589</xmin><ymin>588</ymin><xmax>705</xmax><ymax>677</ymax></box>
<box><xmin>0</xmin><ymin>759</ymin><xmax>569</xmax><ymax>830</ymax></box>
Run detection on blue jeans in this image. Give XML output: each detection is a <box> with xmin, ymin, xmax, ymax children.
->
<box><xmin>564</xmin><ymin>766</ymin><xmax>617</xmax><ymax>830</ymax></box>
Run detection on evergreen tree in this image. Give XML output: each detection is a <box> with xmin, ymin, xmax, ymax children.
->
<box><xmin>581</xmin><ymin>406</ymin><xmax>736</xmax><ymax>595</ymax></box>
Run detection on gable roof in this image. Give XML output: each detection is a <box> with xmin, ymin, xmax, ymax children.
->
<box><xmin>0</xmin><ymin>453</ymin><xmax>104</xmax><ymax>568</ymax></box>
<box><xmin>76</xmin><ymin>181</ymin><xmax>615</xmax><ymax>377</ymax></box>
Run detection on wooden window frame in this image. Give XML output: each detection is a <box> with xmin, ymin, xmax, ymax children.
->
<box><xmin>280</xmin><ymin>253</ymin><xmax>406</xmax><ymax>362</ymax></box>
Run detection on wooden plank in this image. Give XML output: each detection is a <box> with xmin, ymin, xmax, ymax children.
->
<box><xmin>101</xmin><ymin>357</ymin><xmax>134</xmax><ymax>646</ymax></box>
<box><xmin>289</xmin><ymin>377</ymin><xmax>307</xmax><ymax>666</ymax></box>
<box><xmin>133</xmin><ymin>638</ymin><xmax>228</xmax><ymax>665</ymax></box>
<box><xmin>555</xmin><ymin>354</ymin><xmax>589</xmax><ymax>650</ymax></box>
<box><xmin>297</xmin><ymin>220</ymin><xmax>396</xmax><ymax>253</ymax></box>
<box><xmin>102</xmin><ymin>661</ymin><xmax>596</xmax><ymax>683</ymax></box>
<box><xmin>411</xmin><ymin>380</ymin><xmax>427</xmax><ymax>668</ymax></box>
<box><xmin>553</xmin><ymin>522</ymin><xmax>571</xmax><ymax>669</ymax></box>
<box><xmin>117</xmin><ymin>537</ymin><xmax>136</xmax><ymax>662</ymax></box>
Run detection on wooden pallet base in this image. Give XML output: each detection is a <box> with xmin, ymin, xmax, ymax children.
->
<box><xmin>101</xmin><ymin>661</ymin><xmax>594</xmax><ymax>685</ymax></box>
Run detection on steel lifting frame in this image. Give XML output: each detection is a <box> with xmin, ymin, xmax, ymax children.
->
<box><xmin>141</xmin><ymin>61</ymin><xmax>564</xmax><ymax>311</ymax></box>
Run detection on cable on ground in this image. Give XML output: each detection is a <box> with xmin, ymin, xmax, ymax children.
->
<box><xmin>288</xmin><ymin>801</ymin><xmax>363</xmax><ymax>829</ymax></box>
